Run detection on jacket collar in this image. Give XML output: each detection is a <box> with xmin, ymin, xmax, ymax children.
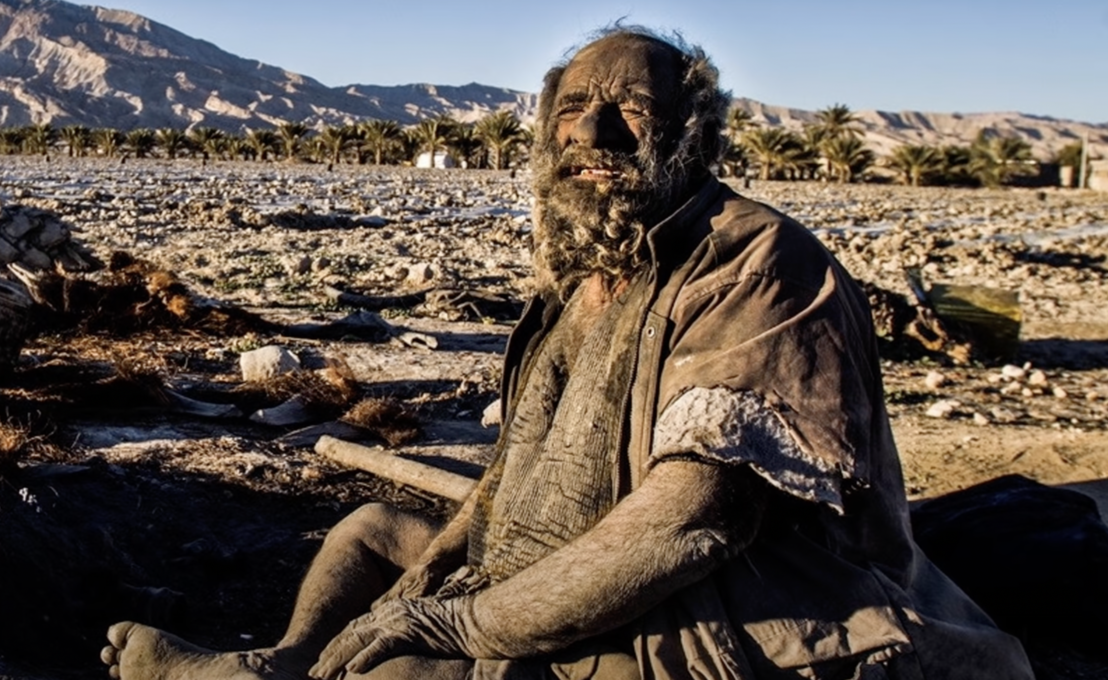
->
<box><xmin>644</xmin><ymin>176</ymin><xmax>724</xmax><ymax>275</ymax></box>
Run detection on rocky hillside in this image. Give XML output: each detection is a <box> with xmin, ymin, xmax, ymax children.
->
<box><xmin>733</xmin><ymin>98</ymin><xmax>1108</xmax><ymax>161</ymax></box>
<box><xmin>0</xmin><ymin>0</ymin><xmax>536</xmax><ymax>130</ymax></box>
<box><xmin>0</xmin><ymin>0</ymin><xmax>1105</xmax><ymax>159</ymax></box>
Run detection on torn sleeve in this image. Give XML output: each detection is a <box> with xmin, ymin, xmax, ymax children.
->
<box><xmin>651</xmin><ymin>386</ymin><xmax>844</xmax><ymax>512</ymax></box>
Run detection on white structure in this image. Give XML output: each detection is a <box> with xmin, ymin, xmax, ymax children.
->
<box><xmin>415</xmin><ymin>151</ymin><xmax>456</xmax><ymax>169</ymax></box>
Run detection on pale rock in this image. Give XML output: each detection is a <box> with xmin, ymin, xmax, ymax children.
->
<box><xmin>989</xmin><ymin>406</ymin><xmax>1020</xmax><ymax>424</ymax></box>
<box><xmin>1000</xmin><ymin>382</ymin><xmax>1022</xmax><ymax>395</ymax></box>
<box><xmin>1021</xmin><ymin>388</ymin><xmax>1034</xmax><ymax>398</ymax></box>
<box><xmin>1086</xmin><ymin>391</ymin><xmax>1101</xmax><ymax>401</ymax></box>
<box><xmin>926</xmin><ymin>400</ymin><xmax>960</xmax><ymax>419</ymax></box>
<box><xmin>972</xmin><ymin>412</ymin><xmax>991</xmax><ymax>426</ymax></box>
<box><xmin>240</xmin><ymin>345</ymin><xmax>301</xmax><ymax>382</ymax></box>
<box><xmin>1027</xmin><ymin>370</ymin><xmax>1049</xmax><ymax>386</ymax></box>
<box><xmin>1052</xmin><ymin>387</ymin><xmax>1069</xmax><ymax>399</ymax></box>
<box><xmin>481</xmin><ymin>399</ymin><xmax>502</xmax><ymax>428</ymax></box>
<box><xmin>407</xmin><ymin>263</ymin><xmax>435</xmax><ymax>284</ymax></box>
<box><xmin>923</xmin><ymin>371</ymin><xmax>947</xmax><ymax>390</ymax></box>
<box><xmin>1000</xmin><ymin>364</ymin><xmax>1026</xmax><ymax>381</ymax></box>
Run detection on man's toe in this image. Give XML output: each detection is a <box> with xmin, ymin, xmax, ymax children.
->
<box><xmin>107</xmin><ymin>621</ymin><xmax>137</xmax><ymax>648</ymax></box>
<box><xmin>101</xmin><ymin>644</ymin><xmax>119</xmax><ymax>665</ymax></box>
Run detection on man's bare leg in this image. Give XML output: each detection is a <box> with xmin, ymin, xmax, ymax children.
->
<box><xmin>102</xmin><ymin>504</ymin><xmax>447</xmax><ymax>680</ymax></box>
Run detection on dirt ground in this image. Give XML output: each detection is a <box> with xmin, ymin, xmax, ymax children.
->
<box><xmin>1</xmin><ymin>159</ymin><xmax>1107</xmax><ymax>678</ymax></box>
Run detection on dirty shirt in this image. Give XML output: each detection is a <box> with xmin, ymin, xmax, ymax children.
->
<box><xmin>459</xmin><ymin>177</ymin><xmax>1033</xmax><ymax>679</ymax></box>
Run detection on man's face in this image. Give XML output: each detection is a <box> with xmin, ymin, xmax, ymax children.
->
<box><xmin>531</xmin><ymin>35</ymin><xmax>689</xmax><ymax>297</ymax></box>
<box><xmin>551</xmin><ymin>36</ymin><xmax>681</xmax><ymax>182</ymax></box>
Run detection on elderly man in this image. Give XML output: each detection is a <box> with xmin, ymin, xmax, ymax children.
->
<box><xmin>103</xmin><ymin>28</ymin><xmax>1033</xmax><ymax>680</ymax></box>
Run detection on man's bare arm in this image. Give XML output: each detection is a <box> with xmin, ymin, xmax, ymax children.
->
<box><xmin>313</xmin><ymin>458</ymin><xmax>767</xmax><ymax>677</ymax></box>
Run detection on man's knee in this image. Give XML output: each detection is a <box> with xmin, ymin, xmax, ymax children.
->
<box><xmin>324</xmin><ymin>503</ymin><xmax>440</xmax><ymax>569</ymax></box>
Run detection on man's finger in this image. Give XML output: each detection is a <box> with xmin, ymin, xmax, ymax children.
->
<box><xmin>345</xmin><ymin>637</ymin><xmax>398</xmax><ymax>675</ymax></box>
<box><xmin>311</xmin><ymin>629</ymin><xmax>369</xmax><ymax>680</ymax></box>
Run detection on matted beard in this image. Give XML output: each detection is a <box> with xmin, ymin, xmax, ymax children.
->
<box><xmin>530</xmin><ymin>129</ymin><xmax>692</xmax><ymax>300</ymax></box>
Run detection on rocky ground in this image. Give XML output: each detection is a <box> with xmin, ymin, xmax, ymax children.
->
<box><xmin>2</xmin><ymin>156</ymin><xmax>1108</xmax><ymax>679</ymax></box>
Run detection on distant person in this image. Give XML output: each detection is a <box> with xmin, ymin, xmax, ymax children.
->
<box><xmin>103</xmin><ymin>27</ymin><xmax>1033</xmax><ymax>680</ymax></box>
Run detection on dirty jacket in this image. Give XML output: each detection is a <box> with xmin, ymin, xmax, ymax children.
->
<box><xmin>492</xmin><ymin>177</ymin><xmax>1033</xmax><ymax>679</ymax></box>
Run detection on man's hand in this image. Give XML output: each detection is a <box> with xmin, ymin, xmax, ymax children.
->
<box><xmin>310</xmin><ymin>598</ymin><xmax>468</xmax><ymax>680</ymax></box>
<box><xmin>372</xmin><ymin>561</ymin><xmax>442</xmax><ymax>609</ymax></box>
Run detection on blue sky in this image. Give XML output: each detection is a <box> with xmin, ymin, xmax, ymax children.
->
<box><xmin>100</xmin><ymin>0</ymin><xmax>1107</xmax><ymax>123</ymax></box>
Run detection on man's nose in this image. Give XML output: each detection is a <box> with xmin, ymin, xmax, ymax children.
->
<box><xmin>569</xmin><ymin>104</ymin><xmax>635</xmax><ymax>151</ymax></box>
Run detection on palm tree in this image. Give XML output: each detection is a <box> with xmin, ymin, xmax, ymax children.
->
<box><xmin>60</xmin><ymin>125</ymin><xmax>92</xmax><ymax>157</ymax></box>
<box><xmin>22</xmin><ymin>123</ymin><xmax>56</xmax><ymax>156</ymax></box>
<box><xmin>815</xmin><ymin>103</ymin><xmax>863</xmax><ymax>139</ymax></box>
<box><xmin>937</xmin><ymin>145</ymin><xmax>973</xmax><ymax>186</ymax></box>
<box><xmin>449</xmin><ymin>124</ymin><xmax>485</xmax><ymax>168</ymax></box>
<box><xmin>318</xmin><ymin>125</ymin><xmax>354</xmax><ymax>169</ymax></box>
<box><xmin>92</xmin><ymin>128</ymin><xmax>124</xmax><ymax>158</ymax></box>
<box><xmin>156</xmin><ymin>128</ymin><xmax>188</xmax><ymax>159</ymax></box>
<box><xmin>0</xmin><ymin>128</ymin><xmax>25</xmax><ymax>155</ymax></box>
<box><xmin>726</xmin><ymin>107</ymin><xmax>756</xmax><ymax>142</ymax></box>
<box><xmin>742</xmin><ymin>127</ymin><xmax>804</xmax><ymax>180</ymax></box>
<box><xmin>1053</xmin><ymin>141</ymin><xmax>1084</xmax><ymax>169</ymax></box>
<box><xmin>475</xmin><ymin>110</ymin><xmax>523</xmax><ymax>170</ymax></box>
<box><xmin>399</xmin><ymin>128</ymin><xmax>422</xmax><ymax>165</ymax></box>
<box><xmin>125</xmin><ymin>128</ymin><xmax>157</xmax><ymax>158</ymax></box>
<box><xmin>821</xmin><ymin>135</ymin><xmax>874</xmax><ymax>183</ymax></box>
<box><xmin>245</xmin><ymin>128</ymin><xmax>278</xmax><ymax>161</ymax></box>
<box><xmin>969</xmin><ymin>131</ymin><xmax>1034</xmax><ymax>187</ymax></box>
<box><xmin>358</xmin><ymin>119</ymin><xmax>401</xmax><ymax>165</ymax></box>
<box><xmin>413</xmin><ymin>115</ymin><xmax>457</xmax><ymax>168</ymax></box>
<box><xmin>224</xmin><ymin>136</ymin><xmax>250</xmax><ymax>161</ymax></box>
<box><xmin>188</xmin><ymin>127</ymin><xmax>225</xmax><ymax>162</ymax></box>
<box><xmin>888</xmin><ymin>145</ymin><xmax>943</xmax><ymax>186</ymax></box>
<box><xmin>276</xmin><ymin>121</ymin><xmax>311</xmax><ymax>162</ymax></box>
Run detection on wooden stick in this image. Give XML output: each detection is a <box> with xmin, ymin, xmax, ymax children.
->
<box><xmin>315</xmin><ymin>435</ymin><xmax>477</xmax><ymax>502</ymax></box>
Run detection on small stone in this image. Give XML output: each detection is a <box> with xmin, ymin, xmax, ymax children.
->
<box><xmin>481</xmin><ymin>399</ymin><xmax>502</xmax><ymax>428</ymax></box>
<box><xmin>1021</xmin><ymin>388</ymin><xmax>1034</xmax><ymax>398</ymax></box>
<box><xmin>1052</xmin><ymin>387</ymin><xmax>1069</xmax><ymax>400</ymax></box>
<box><xmin>240</xmin><ymin>345</ymin><xmax>301</xmax><ymax>382</ymax></box>
<box><xmin>972</xmin><ymin>412</ymin><xmax>991</xmax><ymax>426</ymax></box>
<box><xmin>1027</xmin><ymin>370</ymin><xmax>1049</xmax><ymax>386</ymax></box>
<box><xmin>1000</xmin><ymin>364</ymin><xmax>1026</xmax><ymax>381</ymax></box>
<box><xmin>18</xmin><ymin>247</ymin><xmax>52</xmax><ymax>270</ymax></box>
<box><xmin>289</xmin><ymin>256</ymin><xmax>311</xmax><ymax>275</ymax></box>
<box><xmin>926</xmin><ymin>400</ymin><xmax>960</xmax><ymax>419</ymax></box>
<box><xmin>2</xmin><ymin>211</ymin><xmax>35</xmax><ymax>239</ymax></box>
<box><xmin>32</xmin><ymin>220</ymin><xmax>67</xmax><ymax>249</ymax></box>
<box><xmin>407</xmin><ymin>263</ymin><xmax>435</xmax><ymax>284</ymax></box>
<box><xmin>250</xmin><ymin>395</ymin><xmax>312</xmax><ymax>427</ymax></box>
<box><xmin>0</xmin><ymin>237</ymin><xmax>18</xmax><ymax>264</ymax></box>
<box><xmin>311</xmin><ymin>257</ymin><xmax>332</xmax><ymax>273</ymax></box>
<box><xmin>1086</xmin><ymin>391</ymin><xmax>1101</xmax><ymax>402</ymax></box>
<box><xmin>924</xmin><ymin>371</ymin><xmax>947</xmax><ymax>390</ymax></box>
<box><xmin>989</xmin><ymin>406</ymin><xmax>1020</xmax><ymax>423</ymax></box>
<box><xmin>1000</xmin><ymin>382</ymin><xmax>1022</xmax><ymax>395</ymax></box>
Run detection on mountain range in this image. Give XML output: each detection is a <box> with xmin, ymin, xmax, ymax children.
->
<box><xmin>1</xmin><ymin>0</ymin><xmax>1105</xmax><ymax>159</ymax></box>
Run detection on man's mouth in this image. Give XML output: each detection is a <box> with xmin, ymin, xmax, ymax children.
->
<box><xmin>571</xmin><ymin>167</ymin><xmax>624</xmax><ymax>181</ymax></box>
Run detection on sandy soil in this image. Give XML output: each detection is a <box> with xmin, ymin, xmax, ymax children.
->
<box><xmin>1</xmin><ymin>157</ymin><xmax>1107</xmax><ymax>678</ymax></box>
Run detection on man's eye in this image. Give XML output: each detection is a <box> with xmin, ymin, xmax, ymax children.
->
<box><xmin>620</xmin><ymin>106</ymin><xmax>648</xmax><ymax>119</ymax></box>
<box><xmin>557</xmin><ymin>105</ymin><xmax>584</xmax><ymax>119</ymax></box>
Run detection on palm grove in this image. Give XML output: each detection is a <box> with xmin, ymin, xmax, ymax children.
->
<box><xmin>0</xmin><ymin>104</ymin><xmax>1080</xmax><ymax>188</ymax></box>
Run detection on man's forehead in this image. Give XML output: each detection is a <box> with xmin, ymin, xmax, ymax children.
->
<box><xmin>557</xmin><ymin>35</ymin><xmax>681</xmax><ymax>95</ymax></box>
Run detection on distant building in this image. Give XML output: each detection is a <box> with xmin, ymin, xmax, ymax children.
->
<box><xmin>1089</xmin><ymin>160</ymin><xmax>1108</xmax><ymax>192</ymax></box>
<box><xmin>416</xmin><ymin>151</ymin><xmax>456</xmax><ymax>169</ymax></box>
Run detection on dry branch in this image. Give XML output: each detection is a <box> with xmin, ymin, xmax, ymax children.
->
<box><xmin>315</xmin><ymin>435</ymin><xmax>477</xmax><ymax>502</ymax></box>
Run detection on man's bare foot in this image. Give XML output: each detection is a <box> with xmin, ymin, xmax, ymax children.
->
<box><xmin>101</xmin><ymin>621</ymin><xmax>306</xmax><ymax>680</ymax></box>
